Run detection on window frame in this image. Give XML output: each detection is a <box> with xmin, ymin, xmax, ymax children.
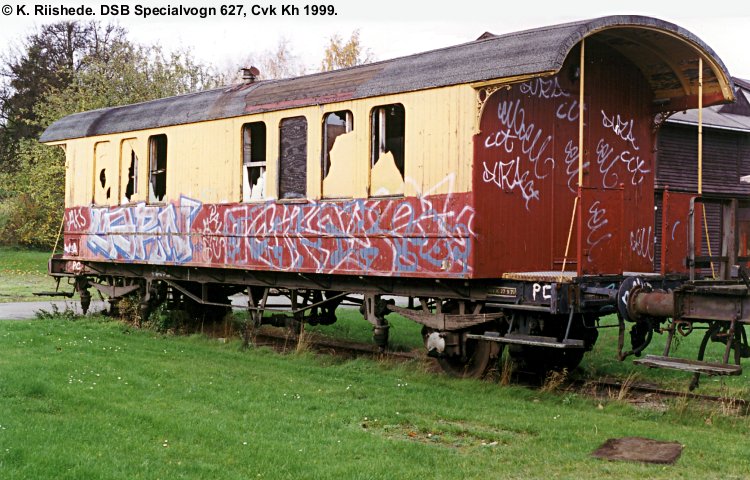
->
<box><xmin>148</xmin><ymin>134</ymin><xmax>168</xmax><ymax>204</ymax></box>
<box><xmin>369</xmin><ymin>103</ymin><xmax>406</xmax><ymax>197</ymax></box>
<box><xmin>278</xmin><ymin>115</ymin><xmax>309</xmax><ymax>201</ymax></box>
<box><xmin>241</xmin><ymin>121</ymin><xmax>268</xmax><ymax>202</ymax></box>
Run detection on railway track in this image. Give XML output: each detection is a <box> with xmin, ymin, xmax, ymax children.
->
<box><xmin>252</xmin><ymin>326</ymin><xmax>749</xmax><ymax>413</ymax></box>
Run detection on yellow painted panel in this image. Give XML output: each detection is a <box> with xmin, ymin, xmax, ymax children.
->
<box><xmin>59</xmin><ymin>83</ymin><xmax>479</xmax><ymax>209</ymax></box>
<box><xmin>323</xmin><ymin>131</ymin><xmax>357</xmax><ymax>198</ymax></box>
<box><xmin>370</xmin><ymin>151</ymin><xmax>404</xmax><ymax>196</ymax></box>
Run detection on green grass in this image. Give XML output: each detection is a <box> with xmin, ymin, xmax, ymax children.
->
<box><xmin>578</xmin><ymin>316</ymin><xmax>750</xmax><ymax>396</ymax></box>
<box><xmin>0</xmin><ymin>247</ymin><xmax>60</xmax><ymax>302</ymax></box>
<box><xmin>307</xmin><ymin>308</ymin><xmax>423</xmax><ymax>351</ymax></box>
<box><xmin>0</xmin><ymin>316</ymin><xmax>749</xmax><ymax>479</ymax></box>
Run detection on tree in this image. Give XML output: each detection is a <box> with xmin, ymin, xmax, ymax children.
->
<box><xmin>0</xmin><ymin>22</ymin><xmax>127</xmax><ymax>171</ymax></box>
<box><xmin>320</xmin><ymin>30</ymin><xmax>374</xmax><ymax>72</ymax></box>
<box><xmin>0</xmin><ymin>21</ymin><xmax>222</xmax><ymax>248</ymax></box>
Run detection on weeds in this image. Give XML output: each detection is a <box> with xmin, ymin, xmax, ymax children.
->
<box><xmin>34</xmin><ymin>303</ymin><xmax>78</xmax><ymax>320</ymax></box>
<box><xmin>499</xmin><ymin>351</ymin><xmax>514</xmax><ymax>386</ymax></box>
<box><xmin>616</xmin><ymin>371</ymin><xmax>639</xmax><ymax>401</ymax></box>
<box><xmin>540</xmin><ymin>368</ymin><xmax>568</xmax><ymax>393</ymax></box>
<box><xmin>295</xmin><ymin>325</ymin><xmax>310</xmax><ymax>355</ymax></box>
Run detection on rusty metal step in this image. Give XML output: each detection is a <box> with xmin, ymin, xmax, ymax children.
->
<box><xmin>466</xmin><ymin>333</ymin><xmax>585</xmax><ymax>349</ymax></box>
<box><xmin>633</xmin><ymin>355</ymin><xmax>742</xmax><ymax>376</ymax></box>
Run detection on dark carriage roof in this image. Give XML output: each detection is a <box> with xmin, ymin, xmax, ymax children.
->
<box><xmin>41</xmin><ymin>15</ymin><xmax>735</xmax><ymax>142</ymax></box>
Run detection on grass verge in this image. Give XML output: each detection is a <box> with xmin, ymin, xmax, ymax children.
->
<box><xmin>0</xmin><ymin>247</ymin><xmax>60</xmax><ymax>302</ymax></box>
<box><xmin>1</xmin><ymin>316</ymin><xmax>749</xmax><ymax>479</ymax></box>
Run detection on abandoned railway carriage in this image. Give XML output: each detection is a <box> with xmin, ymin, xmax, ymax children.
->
<box><xmin>42</xmin><ymin>16</ymin><xmax>750</xmax><ymax>384</ymax></box>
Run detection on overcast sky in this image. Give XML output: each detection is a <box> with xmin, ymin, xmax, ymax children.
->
<box><xmin>1</xmin><ymin>1</ymin><xmax>748</xmax><ymax>80</ymax></box>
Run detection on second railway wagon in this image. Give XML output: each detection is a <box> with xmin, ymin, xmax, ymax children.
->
<box><xmin>42</xmin><ymin>16</ymin><xmax>749</xmax><ymax>382</ymax></box>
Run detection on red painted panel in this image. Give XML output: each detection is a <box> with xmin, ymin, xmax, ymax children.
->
<box><xmin>473</xmin><ymin>41</ymin><xmax>656</xmax><ymax>277</ymax></box>
<box><xmin>660</xmin><ymin>191</ymin><xmax>698</xmax><ymax>274</ymax></box>
<box><xmin>62</xmin><ymin>192</ymin><xmax>475</xmax><ymax>279</ymax></box>
<box><xmin>580</xmin><ymin>187</ymin><xmax>624</xmax><ymax>274</ymax></box>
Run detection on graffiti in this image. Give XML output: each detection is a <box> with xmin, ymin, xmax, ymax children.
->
<box><xmin>595</xmin><ymin>139</ymin><xmax>650</xmax><ymax>188</ymax></box>
<box><xmin>620</xmin><ymin>150</ymin><xmax>650</xmax><ymax>186</ymax></box>
<box><xmin>563</xmin><ymin>140</ymin><xmax>589</xmax><ymax>193</ymax></box>
<box><xmin>63</xmin><ymin>241</ymin><xmax>79</xmax><ymax>256</ymax></box>
<box><xmin>66</xmin><ymin>208</ymin><xmax>88</xmax><ymax>231</ymax></box>
<box><xmin>486</xmin><ymin>98</ymin><xmax>555</xmax><ymax>179</ymax></box>
<box><xmin>586</xmin><ymin>200</ymin><xmax>612</xmax><ymax>257</ymax></box>
<box><xmin>595</xmin><ymin>138</ymin><xmax>619</xmax><ymax>188</ymax></box>
<box><xmin>85</xmin><ymin>195</ymin><xmax>201</xmax><ymax>263</ymax></box>
<box><xmin>555</xmin><ymin>99</ymin><xmax>581</xmax><ymax>123</ymax></box>
<box><xmin>601</xmin><ymin>109</ymin><xmax>640</xmax><ymax>151</ymax></box>
<box><xmin>72</xmin><ymin>178</ymin><xmax>475</xmax><ymax>277</ymax></box>
<box><xmin>519</xmin><ymin>77</ymin><xmax>569</xmax><ymax>100</ymax></box>
<box><xmin>482</xmin><ymin>159</ymin><xmax>540</xmax><ymax>209</ymax></box>
<box><xmin>671</xmin><ymin>221</ymin><xmax>681</xmax><ymax>240</ymax></box>
<box><xmin>629</xmin><ymin>226</ymin><xmax>655</xmax><ymax>262</ymax></box>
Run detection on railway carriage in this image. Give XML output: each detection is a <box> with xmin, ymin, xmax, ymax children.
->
<box><xmin>41</xmin><ymin>15</ymin><xmax>750</xmax><ymax>384</ymax></box>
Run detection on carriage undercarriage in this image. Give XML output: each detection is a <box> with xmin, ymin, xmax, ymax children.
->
<box><xmin>48</xmin><ymin>257</ymin><xmax>750</xmax><ymax>388</ymax></box>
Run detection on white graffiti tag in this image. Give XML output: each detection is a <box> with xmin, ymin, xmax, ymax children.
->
<box><xmin>519</xmin><ymin>77</ymin><xmax>569</xmax><ymax>100</ymax></box>
<box><xmin>630</xmin><ymin>226</ymin><xmax>655</xmax><ymax>262</ymax></box>
<box><xmin>587</xmin><ymin>200</ymin><xmax>612</xmax><ymax>256</ymax></box>
<box><xmin>482</xmin><ymin>158</ymin><xmax>540</xmax><ymax>210</ymax></box>
<box><xmin>601</xmin><ymin>109</ymin><xmax>640</xmax><ymax>151</ymax></box>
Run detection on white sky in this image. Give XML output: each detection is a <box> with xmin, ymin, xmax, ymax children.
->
<box><xmin>1</xmin><ymin>1</ymin><xmax>748</xmax><ymax>80</ymax></box>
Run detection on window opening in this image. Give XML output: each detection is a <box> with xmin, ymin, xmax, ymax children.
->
<box><xmin>370</xmin><ymin>104</ymin><xmax>405</xmax><ymax>196</ymax></box>
<box><xmin>93</xmin><ymin>141</ymin><xmax>113</xmax><ymax>205</ymax></box>
<box><xmin>124</xmin><ymin>149</ymin><xmax>138</xmax><ymax>202</ymax></box>
<box><xmin>279</xmin><ymin>116</ymin><xmax>308</xmax><ymax>200</ymax></box>
<box><xmin>322</xmin><ymin>111</ymin><xmax>353</xmax><ymax>179</ymax></box>
<box><xmin>242</xmin><ymin>122</ymin><xmax>267</xmax><ymax>201</ymax></box>
<box><xmin>148</xmin><ymin>134</ymin><xmax>167</xmax><ymax>202</ymax></box>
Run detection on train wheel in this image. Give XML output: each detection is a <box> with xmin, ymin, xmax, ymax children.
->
<box><xmin>437</xmin><ymin>337</ymin><xmax>495</xmax><ymax>378</ymax></box>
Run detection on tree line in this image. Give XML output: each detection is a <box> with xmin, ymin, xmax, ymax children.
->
<box><xmin>0</xmin><ymin>21</ymin><xmax>371</xmax><ymax>248</ymax></box>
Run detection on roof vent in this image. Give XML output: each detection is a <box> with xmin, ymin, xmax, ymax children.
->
<box><xmin>241</xmin><ymin>66</ymin><xmax>260</xmax><ymax>83</ymax></box>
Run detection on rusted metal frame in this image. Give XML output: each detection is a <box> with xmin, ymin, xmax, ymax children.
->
<box><xmin>290</xmin><ymin>291</ymin><xmax>348</xmax><ymax>316</ymax></box>
<box><xmin>562</xmin><ymin>309</ymin><xmax>575</xmax><ymax>343</ymax></box>
<box><xmin>484</xmin><ymin>302</ymin><xmax>551</xmax><ymax>312</ymax></box>
<box><xmin>243</xmin><ymin>270</ymin><xmax>278</xmax><ymax>287</ymax></box>
<box><xmin>388</xmin><ymin>304</ymin><xmax>504</xmax><ymax>331</ymax></box>
<box><xmin>434</xmin><ymin>279</ymin><xmax>470</xmax><ymax>298</ymax></box>
<box><xmin>722</xmin><ymin>317</ymin><xmax>738</xmax><ymax>365</ymax></box>
<box><xmin>467</xmin><ymin>333</ymin><xmax>584</xmax><ymax>349</ymax></box>
<box><xmin>88</xmin><ymin>282</ymin><xmax>140</xmax><ymax>299</ymax></box>
<box><xmin>362</xmin><ymin>293</ymin><xmax>390</xmax><ymax>350</ymax></box>
<box><xmin>356</xmin><ymin>275</ymin><xmax>393</xmax><ymax>294</ymax></box>
<box><xmin>160</xmin><ymin>279</ymin><xmax>232</xmax><ymax>308</ymax></box>
<box><xmin>662</xmin><ymin>321</ymin><xmax>676</xmax><ymax>357</ymax></box>
<box><xmin>297</xmin><ymin>272</ymin><xmax>331</xmax><ymax>289</ymax></box>
<box><xmin>54</xmin><ymin>259</ymin><xmax>487</xmax><ymax>301</ymax></box>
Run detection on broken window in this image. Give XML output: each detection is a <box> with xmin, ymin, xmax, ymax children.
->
<box><xmin>125</xmin><ymin>149</ymin><xmax>138</xmax><ymax>201</ymax></box>
<box><xmin>242</xmin><ymin>122</ymin><xmax>267</xmax><ymax>201</ymax></box>
<box><xmin>322</xmin><ymin>110</ymin><xmax>355</xmax><ymax>198</ymax></box>
<box><xmin>120</xmin><ymin>138</ymin><xmax>140</xmax><ymax>204</ymax></box>
<box><xmin>148</xmin><ymin>134</ymin><xmax>167</xmax><ymax>203</ymax></box>
<box><xmin>93</xmin><ymin>141</ymin><xmax>113</xmax><ymax>205</ymax></box>
<box><xmin>370</xmin><ymin>104</ymin><xmax>405</xmax><ymax>196</ymax></box>
<box><xmin>279</xmin><ymin>116</ymin><xmax>308</xmax><ymax>200</ymax></box>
